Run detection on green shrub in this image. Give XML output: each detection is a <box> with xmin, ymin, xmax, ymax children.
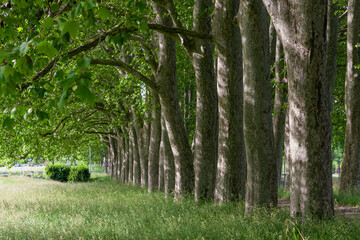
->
<box><xmin>45</xmin><ymin>163</ymin><xmax>71</xmax><ymax>182</ymax></box>
<box><xmin>68</xmin><ymin>165</ymin><xmax>91</xmax><ymax>182</ymax></box>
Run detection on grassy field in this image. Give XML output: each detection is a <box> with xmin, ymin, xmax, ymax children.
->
<box><xmin>0</xmin><ymin>177</ymin><xmax>359</xmax><ymax>240</ymax></box>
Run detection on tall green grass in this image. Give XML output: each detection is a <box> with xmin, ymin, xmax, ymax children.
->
<box><xmin>0</xmin><ymin>176</ymin><xmax>359</xmax><ymax>240</ymax></box>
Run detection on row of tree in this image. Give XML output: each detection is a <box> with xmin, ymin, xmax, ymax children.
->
<box><xmin>0</xmin><ymin>0</ymin><xmax>359</xmax><ymax>219</ymax></box>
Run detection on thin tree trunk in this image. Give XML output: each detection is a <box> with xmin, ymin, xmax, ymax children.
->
<box><xmin>132</xmin><ymin>126</ymin><xmax>141</xmax><ymax>185</ymax></box>
<box><xmin>141</xmin><ymin>108</ymin><xmax>151</xmax><ymax>187</ymax></box>
<box><xmin>341</xmin><ymin>0</ymin><xmax>360</xmax><ymax>191</ymax></box>
<box><xmin>120</xmin><ymin>136</ymin><xmax>127</xmax><ymax>183</ymax></box>
<box><xmin>273</xmin><ymin>36</ymin><xmax>287</xmax><ymax>186</ymax></box>
<box><xmin>107</xmin><ymin>143</ymin><xmax>112</xmax><ymax>177</ymax></box>
<box><xmin>213</xmin><ymin>0</ymin><xmax>246</xmax><ymax>203</ymax></box>
<box><xmin>239</xmin><ymin>0</ymin><xmax>276</xmax><ymax>213</ymax></box>
<box><xmin>124</xmin><ymin>136</ymin><xmax>129</xmax><ymax>183</ymax></box>
<box><xmin>159</xmin><ymin>125</ymin><xmax>165</xmax><ymax>191</ymax></box>
<box><xmin>161</xmin><ymin>116</ymin><xmax>175</xmax><ymax>197</ymax></box>
<box><xmin>193</xmin><ymin>0</ymin><xmax>218</xmax><ymax>201</ymax></box>
<box><xmin>326</xmin><ymin>0</ymin><xmax>339</xmax><ymax>113</ymax></box>
<box><xmin>117</xmin><ymin>132</ymin><xmax>123</xmax><ymax>179</ymax></box>
<box><xmin>148</xmin><ymin>91</ymin><xmax>161</xmax><ymax>193</ymax></box>
<box><xmin>269</xmin><ymin>21</ymin><xmax>276</xmax><ymax>66</ymax></box>
<box><xmin>284</xmin><ymin>109</ymin><xmax>291</xmax><ymax>190</ymax></box>
<box><xmin>128</xmin><ymin>128</ymin><xmax>133</xmax><ymax>183</ymax></box>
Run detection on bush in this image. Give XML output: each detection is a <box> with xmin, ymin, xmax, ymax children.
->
<box><xmin>45</xmin><ymin>163</ymin><xmax>71</xmax><ymax>182</ymax></box>
<box><xmin>68</xmin><ymin>165</ymin><xmax>91</xmax><ymax>182</ymax></box>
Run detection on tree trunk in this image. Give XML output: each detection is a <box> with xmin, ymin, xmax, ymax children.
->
<box><xmin>128</xmin><ymin>128</ymin><xmax>133</xmax><ymax>183</ymax></box>
<box><xmin>263</xmin><ymin>0</ymin><xmax>334</xmax><ymax>219</ymax></box>
<box><xmin>120</xmin><ymin>136</ymin><xmax>127</xmax><ymax>183</ymax></box>
<box><xmin>153</xmin><ymin>4</ymin><xmax>194</xmax><ymax>199</ymax></box>
<box><xmin>161</xmin><ymin>115</ymin><xmax>175</xmax><ymax>197</ymax></box>
<box><xmin>116</xmin><ymin>132</ymin><xmax>123</xmax><ymax>179</ymax></box>
<box><xmin>239</xmin><ymin>0</ymin><xmax>276</xmax><ymax>213</ymax></box>
<box><xmin>148</xmin><ymin>91</ymin><xmax>161</xmax><ymax>193</ymax></box>
<box><xmin>284</xmin><ymin>109</ymin><xmax>291</xmax><ymax>190</ymax></box>
<box><xmin>269</xmin><ymin>21</ymin><xmax>277</xmax><ymax>66</ymax></box>
<box><xmin>340</xmin><ymin>0</ymin><xmax>360</xmax><ymax>191</ymax></box>
<box><xmin>132</xmin><ymin>126</ymin><xmax>141</xmax><ymax>185</ymax></box>
<box><xmin>193</xmin><ymin>0</ymin><xmax>218</xmax><ymax>201</ymax></box>
<box><xmin>273</xmin><ymin>36</ymin><xmax>287</xmax><ymax>186</ymax></box>
<box><xmin>159</xmin><ymin>125</ymin><xmax>165</xmax><ymax>191</ymax></box>
<box><xmin>124</xmin><ymin>136</ymin><xmax>129</xmax><ymax>183</ymax></box>
<box><xmin>109</xmin><ymin>136</ymin><xmax>118</xmax><ymax>179</ymax></box>
<box><xmin>326</xmin><ymin>0</ymin><xmax>339</xmax><ymax>113</ymax></box>
<box><xmin>213</xmin><ymin>0</ymin><xmax>246</xmax><ymax>203</ymax></box>
<box><xmin>141</xmin><ymin>108</ymin><xmax>151</xmax><ymax>187</ymax></box>
<box><xmin>107</xmin><ymin>143</ymin><xmax>112</xmax><ymax>177</ymax></box>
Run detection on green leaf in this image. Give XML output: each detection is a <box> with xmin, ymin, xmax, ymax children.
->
<box><xmin>15</xmin><ymin>56</ymin><xmax>32</xmax><ymax>75</ymax></box>
<box><xmin>58</xmin><ymin>90</ymin><xmax>68</xmax><ymax>109</ymax></box>
<box><xmin>58</xmin><ymin>78</ymin><xmax>75</xmax><ymax>89</ymax></box>
<box><xmin>98</xmin><ymin>7</ymin><xmax>111</xmax><ymax>21</ymax></box>
<box><xmin>77</xmin><ymin>58</ymin><xmax>91</xmax><ymax>69</ymax></box>
<box><xmin>41</xmin><ymin>17</ymin><xmax>54</xmax><ymax>29</ymax></box>
<box><xmin>54</xmin><ymin>70</ymin><xmax>64</xmax><ymax>79</ymax></box>
<box><xmin>75</xmin><ymin>86</ymin><xmax>95</xmax><ymax>106</ymax></box>
<box><xmin>0</xmin><ymin>65</ymin><xmax>15</xmax><ymax>78</ymax></box>
<box><xmin>19</xmin><ymin>41</ymin><xmax>29</xmax><ymax>56</ymax></box>
<box><xmin>37</xmin><ymin>41</ymin><xmax>58</xmax><ymax>59</ymax></box>
<box><xmin>59</xmin><ymin>21</ymin><xmax>80</xmax><ymax>38</ymax></box>
<box><xmin>84</xmin><ymin>0</ymin><xmax>97</xmax><ymax>10</ymax></box>
<box><xmin>0</xmin><ymin>50</ymin><xmax>7</xmax><ymax>62</ymax></box>
<box><xmin>3</xmin><ymin>117</ymin><xmax>15</xmax><ymax>130</ymax></box>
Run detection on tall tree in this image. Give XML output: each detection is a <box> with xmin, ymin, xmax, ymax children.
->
<box><xmin>273</xmin><ymin>36</ymin><xmax>287</xmax><ymax>185</ymax></box>
<box><xmin>152</xmin><ymin>3</ymin><xmax>194</xmax><ymax>199</ymax></box>
<box><xmin>239</xmin><ymin>0</ymin><xmax>276</xmax><ymax>212</ymax></box>
<box><xmin>192</xmin><ymin>0</ymin><xmax>218</xmax><ymax>201</ymax></box>
<box><xmin>213</xmin><ymin>0</ymin><xmax>246</xmax><ymax>203</ymax></box>
<box><xmin>340</xmin><ymin>0</ymin><xmax>360</xmax><ymax>191</ymax></box>
<box><xmin>263</xmin><ymin>0</ymin><xmax>334</xmax><ymax>218</ymax></box>
<box><xmin>147</xmin><ymin>91</ymin><xmax>161</xmax><ymax>193</ymax></box>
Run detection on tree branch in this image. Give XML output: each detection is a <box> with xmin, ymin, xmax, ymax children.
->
<box><xmin>90</xmin><ymin>58</ymin><xmax>159</xmax><ymax>90</ymax></box>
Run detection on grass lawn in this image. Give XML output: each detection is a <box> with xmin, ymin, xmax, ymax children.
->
<box><xmin>0</xmin><ymin>176</ymin><xmax>359</xmax><ymax>240</ymax></box>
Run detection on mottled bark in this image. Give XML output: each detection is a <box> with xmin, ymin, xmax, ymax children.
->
<box><xmin>124</xmin><ymin>136</ymin><xmax>129</xmax><ymax>183</ymax></box>
<box><xmin>116</xmin><ymin>133</ymin><xmax>123</xmax><ymax>179</ymax></box>
<box><xmin>161</xmin><ymin>116</ymin><xmax>175</xmax><ymax>197</ymax></box>
<box><xmin>269</xmin><ymin>21</ymin><xmax>277</xmax><ymax>66</ymax></box>
<box><xmin>120</xmin><ymin>136</ymin><xmax>127</xmax><ymax>183</ymax></box>
<box><xmin>341</xmin><ymin>0</ymin><xmax>360</xmax><ymax>191</ymax></box>
<box><xmin>213</xmin><ymin>0</ymin><xmax>246</xmax><ymax>203</ymax></box>
<box><xmin>284</xmin><ymin>110</ymin><xmax>291</xmax><ymax>190</ymax></box>
<box><xmin>263</xmin><ymin>0</ymin><xmax>333</xmax><ymax>219</ymax></box>
<box><xmin>239</xmin><ymin>0</ymin><xmax>276</xmax><ymax>213</ymax></box>
<box><xmin>193</xmin><ymin>0</ymin><xmax>218</xmax><ymax>201</ymax></box>
<box><xmin>107</xmin><ymin>143</ymin><xmax>113</xmax><ymax>178</ymax></box>
<box><xmin>128</xmin><ymin>128</ymin><xmax>133</xmax><ymax>183</ymax></box>
<box><xmin>273</xmin><ymin>36</ymin><xmax>287</xmax><ymax>185</ymax></box>
<box><xmin>153</xmin><ymin>4</ymin><xmax>194</xmax><ymax>199</ymax></box>
<box><xmin>159</xmin><ymin>126</ymin><xmax>165</xmax><ymax>191</ymax></box>
<box><xmin>132</xmin><ymin>126</ymin><xmax>141</xmax><ymax>185</ymax></box>
<box><xmin>148</xmin><ymin>91</ymin><xmax>161</xmax><ymax>193</ymax></box>
<box><xmin>326</xmin><ymin>0</ymin><xmax>339</xmax><ymax>113</ymax></box>
<box><xmin>109</xmin><ymin>136</ymin><xmax>118</xmax><ymax>179</ymax></box>
<box><xmin>141</xmin><ymin>109</ymin><xmax>151</xmax><ymax>187</ymax></box>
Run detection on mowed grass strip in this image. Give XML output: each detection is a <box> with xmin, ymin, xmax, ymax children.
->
<box><xmin>0</xmin><ymin>177</ymin><xmax>359</xmax><ymax>240</ymax></box>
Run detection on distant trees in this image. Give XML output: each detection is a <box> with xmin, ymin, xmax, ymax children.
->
<box><xmin>340</xmin><ymin>0</ymin><xmax>360</xmax><ymax>191</ymax></box>
<box><xmin>0</xmin><ymin>0</ymin><xmax>357</xmax><ymax>219</ymax></box>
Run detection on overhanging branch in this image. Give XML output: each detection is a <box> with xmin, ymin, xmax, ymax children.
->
<box><xmin>90</xmin><ymin>58</ymin><xmax>158</xmax><ymax>90</ymax></box>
